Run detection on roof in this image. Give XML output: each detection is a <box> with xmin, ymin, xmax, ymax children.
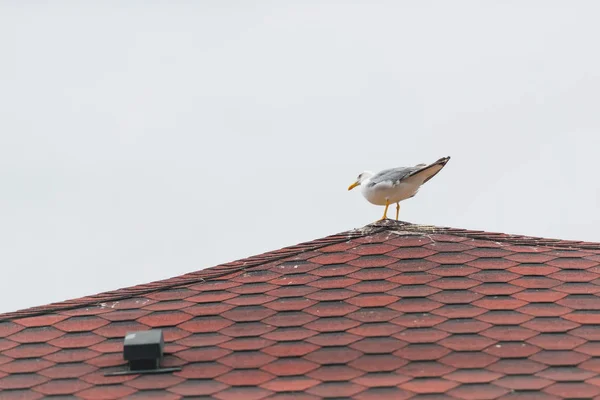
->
<box><xmin>2</xmin><ymin>220</ymin><xmax>600</xmax><ymax>399</ymax></box>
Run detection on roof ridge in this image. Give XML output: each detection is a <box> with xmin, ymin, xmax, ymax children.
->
<box><xmin>373</xmin><ymin>220</ymin><xmax>600</xmax><ymax>250</ymax></box>
<box><xmin>0</xmin><ymin>224</ymin><xmax>388</xmax><ymax>322</ymax></box>
<box><xmin>2</xmin><ymin>220</ymin><xmax>598</xmax><ymax>322</ymax></box>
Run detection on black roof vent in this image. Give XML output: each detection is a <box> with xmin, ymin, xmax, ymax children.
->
<box><xmin>124</xmin><ymin>329</ymin><xmax>164</xmax><ymax>371</ymax></box>
<box><xmin>105</xmin><ymin>329</ymin><xmax>181</xmax><ymax>376</ymax></box>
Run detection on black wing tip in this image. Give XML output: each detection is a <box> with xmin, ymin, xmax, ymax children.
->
<box><xmin>435</xmin><ymin>156</ymin><xmax>451</xmax><ymax>165</ymax></box>
<box><xmin>419</xmin><ymin>156</ymin><xmax>450</xmax><ymax>184</ymax></box>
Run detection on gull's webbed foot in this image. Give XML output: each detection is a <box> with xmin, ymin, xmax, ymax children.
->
<box><xmin>379</xmin><ymin>200</ymin><xmax>390</xmax><ymax>221</ymax></box>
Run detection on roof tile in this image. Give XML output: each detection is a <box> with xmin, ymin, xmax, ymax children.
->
<box><xmin>306</xmin><ymin>381</ymin><xmax>365</xmax><ymax>397</ymax></box>
<box><xmin>307</xmin><ymin>365</ymin><xmax>364</xmax><ymax>381</ymax></box>
<box><xmin>512</xmin><ymin>289</ymin><xmax>567</xmax><ymax>303</ymax></box>
<box><xmin>395</xmin><ymin>328</ymin><xmax>449</xmax><ymax>343</ymax></box>
<box><xmin>387</xmin><ymin>247</ymin><xmax>438</xmax><ymax>260</ymax></box>
<box><xmin>98</xmin><ymin>309</ymin><xmax>151</xmax><ymax>322</ymax></box>
<box><xmin>32</xmin><ymin>379</ymin><xmax>92</xmax><ymax>395</ymax></box>
<box><xmin>261</xmin><ymin>376</ymin><xmax>319</xmax><ymax>392</ymax></box>
<box><xmin>352</xmin><ymin>371</ymin><xmax>410</xmax><ymax>387</ymax></box>
<box><xmin>4</xmin><ymin>343</ymin><xmax>59</xmax><ymax>359</ymax></box>
<box><xmin>392</xmin><ymin>313</ymin><xmax>447</xmax><ymax>328</ymax></box>
<box><xmin>517</xmin><ymin>303</ymin><xmax>570</xmax><ymax>317</ymax></box>
<box><xmin>261</xmin><ymin>358</ymin><xmax>319</xmax><ymax>376</ymax></box>
<box><xmin>439</xmin><ymin>352</ymin><xmax>498</xmax><ymax>368</ymax></box>
<box><xmin>347</xmin><ymin>243</ymin><xmax>396</xmax><ymax>256</ymax></box>
<box><xmin>215</xmin><ymin>369</ymin><xmax>274</xmax><ymax>386</ymax></box>
<box><xmin>346</xmin><ymin>294</ymin><xmax>398</xmax><ymax>307</ymax></box>
<box><xmin>221</xmin><ymin>306</ymin><xmax>277</xmax><ymax>322</ymax></box>
<box><xmin>547</xmin><ymin>258</ymin><xmax>598</xmax><ymax>269</ymax></box>
<box><xmin>433</xmin><ymin>304</ymin><xmax>487</xmax><ymax>318</ymax></box>
<box><xmin>38</xmin><ymin>363</ymin><xmax>96</xmax><ymax>379</ymax></box>
<box><xmin>511</xmin><ymin>276</ymin><xmax>561</xmax><ymax>289</ymax></box>
<box><xmin>305</xmin><ymin>347</ymin><xmax>362</xmax><ymax>364</ymax></box>
<box><xmin>349</xmin><ymin>337</ymin><xmax>406</xmax><ymax>353</ymax></box>
<box><xmin>262</xmin><ymin>327</ymin><xmax>317</xmax><ymax>341</ymax></box>
<box><xmin>305</xmin><ymin>302</ymin><xmax>358</xmax><ymax>317</ymax></box>
<box><xmin>0</xmin><ymin>359</ymin><xmax>54</xmax><ymax>374</ymax></box>
<box><xmin>543</xmin><ymin>382</ymin><xmax>600</xmax><ymax>397</ymax></box>
<box><xmin>176</xmin><ymin>347</ymin><xmax>231</xmax><ymax>362</ymax></box>
<box><xmin>92</xmin><ymin>321</ymin><xmax>149</xmax><ymax>338</ymax></box>
<box><xmin>530</xmin><ymin>350</ymin><xmax>590</xmax><ymax>366</ymax></box>
<box><xmin>173</xmin><ymin>362</ymin><xmax>231</xmax><ymax>379</ymax></box>
<box><xmin>536</xmin><ymin>366</ymin><xmax>595</xmax><ymax>381</ymax></box>
<box><xmin>466</xmin><ymin>258</ymin><xmax>518</xmax><ymax>270</ymax></box>
<box><xmin>137</xmin><ymin>311</ymin><xmax>193</xmax><ymax>327</ymax></box>
<box><xmin>178</xmin><ymin>316</ymin><xmax>234</xmax><ymax>333</ymax></box>
<box><xmin>484</xmin><ymin>342</ymin><xmax>540</xmax><ymax>358</ymax></box>
<box><xmin>439</xmin><ymin>335</ymin><xmax>495</xmax><ymax>351</ymax></box>
<box><xmin>388</xmin><ymin>298</ymin><xmax>442</xmax><ymax>313</ymax></box>
<box><xmin>521</xmin><ymin>317</ymin><xmax>579</xmax><ymax>333</ymax></box>
<box><xmin>306</xmin><ymin>332</ymin><xmax>361</xmax><ymax>347</ymax></box>
<box><xmin>436</xmin><ymin>319</ymin><xmax>491</xmax><ymax>334</ymax></box>
<box><xmin>527</xmin><ymin>333</ymin><xmax>585</xmax><ymax>350</ymax></box>
<box><xmin>445</xmin><ymin>369</ymin><xmax>502</xmax><ymax>383</ymax></box>
<box><xmin>43</xmin><ymin>348</ymin><xmax>97</xmax><ymax>363</ymax></box>
<box><xmin>13</xmin><ymin>315</ymin><xmax>68</xmax><ymax>328</ymax></box>
<box><xmin>487</xmin><ymin>359</ymin><xmax>546</xmax><ymax>374</ymax></box>
<box><xmin>430</xmin><ymin>290</ymin><xmax>483</xmax><ymax>304</ymax></box>
<box><xmin>394</xmin><ymin>344</ymin><xmax>450</xmax><ymax>361</ymax></box>
<box><xmin>0</xmin><ymin>390</ymin><xmax>43</xmax><ymax>400</ymax></box>
<box><xmin>347</xmin><ymin>256</ymin><xmax>399</xmax><ymax>269</ymax></box>
<box><xmin>429</xmin><ymin>265</ymin><xmax>480</xmax><ymax>277</ymax></box>
<box><xmin>218</xmin><ymin>351</ymin><xmax>275</xmax><ymax>368</ymax></box>
<box><xmin>389</xmin><ymin>271</ymin><xmax>438</xmax><ymax>285</ymax></box>
<box><xmin>401</xmin><ymin>378</ymin><xmax>458</xmax><ymax>393</ymax></box>
<box><xmin>508</xmin><ymin>265</ymin><xmax>560</xmax><ymax>276</ymax></box>
<box><xmin>480</xmin><ymin>326</ymin><xmax>537</xmax><ymax>341</ymax></box>
<box><xmin>220</xmin><ymin>337</ymin><xmax>274</xmax><ymax>351</ymax></box>
<box><xmin>349</xmin><ymin>354</ymin><xmax>408</xmax><ymax>372</ymax></box>
<box><xmin>309</xmin><ymin>253</ymin><xmax>360</xmax><ymax>265</ymax></box>
<box><xmin>48</xmin><ymin>332</ymin><xmax>104</xmax><ymax>349</ymax></box>
<box><xmin>554</xmin><ymin>282</ymin><xmax>600</xmax><ymax>294</ymax></box>
<box><xmin>262</xmin><ymin>341</ymin><xmax>317</xmax><ymax>357</ymax></box>
<box><xmin>429</xmin><ymin>277</ymin><xmax>479</xmax><ymax>290</ymax></box>
<box><xmin>426</xmin><ymin>253</ymin><xmax>478</xmax><ymax>265</ymax></box>
<box><xmin>7</xmin><ymin>327</ymin><xmax>64</xmax><ymax>344</ymax></box>
<box><xmin>0</xmin><ymin>373</ymin><xmax>48</xmax><ymax>390</ymax></box>
<box><xmin>447</xmin><ymin>383</ymin><xmax>508</xmax><ymax>399</ymax></box>
<box><xmin>167</xmin><ymin>380</ymin><xmax>228</xmax><ymax>396</ymax></box>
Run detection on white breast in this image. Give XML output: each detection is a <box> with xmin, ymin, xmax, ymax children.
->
<box><xmin>361</xmin><ymin>178</ymin><xmax>422</xmax><ymax>205</ymax></box>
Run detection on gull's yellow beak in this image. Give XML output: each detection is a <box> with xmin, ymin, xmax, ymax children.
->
<box><xmin>348</xmin><ymin>181</ymin><xmax>360</xmax><ymax>191</ymax></box>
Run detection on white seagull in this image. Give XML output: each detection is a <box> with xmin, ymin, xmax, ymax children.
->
<box><xmin>348</xmin><ymin>156</ymin><xmax>450</xmax><ymax>220</ymax></box>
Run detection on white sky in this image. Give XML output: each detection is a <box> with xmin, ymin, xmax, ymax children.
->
<box><xmin>1</xmin><ymin>1</ymin><xmax>599</xmax><ymax>313</ymax></box>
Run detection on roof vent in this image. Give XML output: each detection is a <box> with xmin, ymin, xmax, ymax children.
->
<box><xmin>124</xmin><ymin>329</ymin><xmax>164</xmax><ymax>371</ymax></box>
<box><xmin>105</xmin><ymin>329</ymin><xmax>181</xmax><ymax>376</ymax></box>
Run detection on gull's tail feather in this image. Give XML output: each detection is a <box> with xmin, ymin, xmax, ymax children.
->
<box><xmin>409</xmin><ymin>156</ymin><xmax>451</xmax><ymax>184</ymax></box>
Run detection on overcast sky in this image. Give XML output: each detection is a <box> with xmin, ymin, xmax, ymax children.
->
<box><xmin>1</xmin><ymin>1</ymin><xmax>599</xmax><ymax>313</ymax></box>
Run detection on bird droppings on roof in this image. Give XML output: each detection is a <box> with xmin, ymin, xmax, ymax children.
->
<box><xmin>2</xmin><ymin>220</ymin><xmax>600</xmax><ymax>399</ymax></box>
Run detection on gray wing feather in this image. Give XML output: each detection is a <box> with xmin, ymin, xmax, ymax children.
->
<box><xmin>366</xmin><ymin>166</ymin><xmax>419</xmax><ymax>187</ymax></box>
<box><xmin>366</xmin><ymin>157</ymin><xmax>451</xmax><ymax>188</ymax></box>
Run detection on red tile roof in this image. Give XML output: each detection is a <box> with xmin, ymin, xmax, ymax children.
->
<box><xmin>2</xmin><ymin>220</ymin><xmax>600</xmax><ymax>399</ymax></box>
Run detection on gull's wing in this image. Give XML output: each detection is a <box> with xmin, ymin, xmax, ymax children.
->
<box><xmin>367</xmin><ymin>167</ymin><xmax>417</xmax><ymax>187</ymax></box>
<box><xmin>368</xmin><ymin>157</ymin><xmax>450</xmax><ymax>187</ymax></box>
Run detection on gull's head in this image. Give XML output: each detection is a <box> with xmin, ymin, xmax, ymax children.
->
<box><xmin>348</xmin><ymin>171</ymin><xmax>374</xmax><ymax>191</ymax></box>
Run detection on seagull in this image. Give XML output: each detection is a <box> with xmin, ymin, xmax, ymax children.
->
<box><xmin>348</xmin><ymin>156</ymin><xmax>450</xmax><ymax>220</ymax></box>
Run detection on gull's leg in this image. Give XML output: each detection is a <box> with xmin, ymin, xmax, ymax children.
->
<box><xmin>395</xmin><ymin>203</ymin><xmax>400</xmax><ymax>221</ymax></box>
<box><xmin>380</xmin><ymin>200</ymin><xmax>390</xmax><ymax>220</ymax></box>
